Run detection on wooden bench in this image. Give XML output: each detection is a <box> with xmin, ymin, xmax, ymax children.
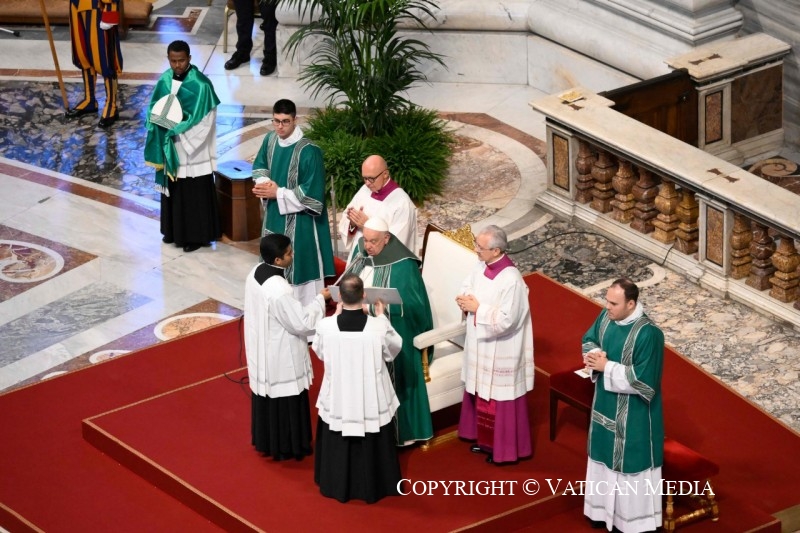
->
<box><xmin>662</xmin><ymin>437</ymin><xmax>720</xmax><ymax>532</ymax></box>
<box><xmin>549</xmin><ymin>367</ymin><xmax>720</xmax><ymax>531</ymax></box>
<box><xmin>549</xmin><ymin>366</ymin><xmax>593</xmax><ymax>441</ymax></box>
<box><xmin>0</xmin><ymin>0</ymin><xmax>152</xmax><ymax>38</ymax></box>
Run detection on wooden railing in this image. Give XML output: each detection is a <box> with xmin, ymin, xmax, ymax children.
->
<box><xmin>530</xmin><ymin>89</ymin><xmax>800</xmax><ymax>327</ymax></box>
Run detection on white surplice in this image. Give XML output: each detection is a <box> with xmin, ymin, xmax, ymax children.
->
<box><xmin>312</xmin><ymin>314</ymin><xmax>402</xmax><ymax>436</ymax></box>
<box><xmin>338</xmin><ymin>184</ymin><xmax>418</xmax><ymax>255</ymax></box>
<box><xmin>243</xmin><ymin>265</ymin><xmax>325</xmax><ymax>398</ymax></box>
<box><xmin>460</xmin><ymin>261</ymin><xmax>534</xmax><ymax>401</ymax></box>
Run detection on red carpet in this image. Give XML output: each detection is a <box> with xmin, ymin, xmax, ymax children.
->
<box><xmin>0</xmin><ymin>319</ymin><xmax>244</xmax><ymax>532</ymax></box>
<box><xmin>1</xmin><ymin>273</ymin><xmax>798</xmax><ymax>531</ymax></box>
<box><xmin>82</xmin><ymin>368</ymin><xmax>585</xmax><ymax>532</ymax></box>
<box><xmin>528</xmin><ymin>276</ymin><xmax>800</xmax><ymax>517</ymax></box>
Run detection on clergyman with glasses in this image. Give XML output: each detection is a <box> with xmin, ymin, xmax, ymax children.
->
<box><xmin>251</xmin><ymin>99</ymin><xmax>335</xmax><ymax>306</ymax></box>
<box><xmin>455</xmin><ymin>225</ymin><xmax>534</xmax><ymax>465</ymax></box>
<box><xmin>337</xmin><ymin>154</ymin><xmax>419</xmax><ymax>256</ymax></box>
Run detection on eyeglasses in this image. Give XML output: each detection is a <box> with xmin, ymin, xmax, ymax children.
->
<box><xmin>271</xmin><ymin>118</ymin><xmax>294</xmax><ymax>126</ymax></box>
<box><xmin>362</xmin><ymin>169</ymin><xmax>387</xmax><ymax>184</ymax></box>
<box><xmin>474</xmin><ymin>242</ymin><xmax>498</xmax><ymax>252</ymax></box>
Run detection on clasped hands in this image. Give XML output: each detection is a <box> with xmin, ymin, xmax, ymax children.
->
<box><xmin>252</xmin><ymin>180</ymin><xmax>278</xmax><ymax>199</ymax></box>
<box><xmin>455</xmin><ymin>294</ymin><xmax>478</xmax><ymax>314</ymax></box>
<box><xmin>584</xmin><ymin>350</ymin><xmax>608</xmax><ymax>372</ymax></box>
<box><xmin>345</xmin><ymin>206</ymin><xmax>368</xmax><ymax>229</ymax></box>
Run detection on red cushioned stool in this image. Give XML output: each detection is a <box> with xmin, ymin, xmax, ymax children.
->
<box><xmin>662</xmin><ymin>437</ymin><xmax>720</xmax><ymax>532</ymax></box>
<box><xmin>549</xmin><ymin>367</ymin><xmax>594</xmax><ymax>441</ymax></box>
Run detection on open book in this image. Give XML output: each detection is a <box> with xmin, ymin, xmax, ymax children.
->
<box><xmin>328</xmin><ymin>286</ymin><xmax>403</xmax><ymax>305</ymax></box>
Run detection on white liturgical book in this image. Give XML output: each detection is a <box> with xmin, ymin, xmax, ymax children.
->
<box><xmin>575</xmin><ymin>368</ymin><xmax>591</xmax><ymax>379</ymax></box>
<box><xmin>328</xmin><ymin>286</ymin><xmax>403</xmax><ymax>305</ymax></box>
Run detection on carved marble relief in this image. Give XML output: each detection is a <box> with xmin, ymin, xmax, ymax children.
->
<box><xmin>704</xmin><ymin>90</ymin><xmax>723</xmax><ymax>145</ymax></box>
<box><xmin>704</xmin><ymin>204</ymin><xmax>724</xmax><ymax>266</ymax></box>
<box><xmin>553</xmin><ymin>133</ymin><xmax>570</xmax><ymax>191</ymax></box>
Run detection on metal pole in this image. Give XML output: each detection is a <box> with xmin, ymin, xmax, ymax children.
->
<box><xmin>330</xmin><ymin>172</ymin><xmax>339</xmax><ymax>259</ymax></box>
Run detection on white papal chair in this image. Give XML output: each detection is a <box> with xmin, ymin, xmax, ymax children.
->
<box><xmin>413</xmin><ymin>223</ymin><xmax>477</xmax><ymax>412</ymax></box>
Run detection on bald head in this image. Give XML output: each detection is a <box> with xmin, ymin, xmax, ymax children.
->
<box><xmin>362</xmin><ymin>154</ymin><xmax>387</xmax><ymax>173</ymax></box>
<box><xmin>361</xmin><ymin>154</ymin><xmax>390</xmax><ymax>192</ymax></box>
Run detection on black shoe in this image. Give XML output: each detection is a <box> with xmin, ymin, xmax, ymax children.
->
<box><xmin>65</xmin><ymin>106</ymin><xmax>98</xmax><ymax>119</ymax></box>
<box><xmin>259</xmin><ymin>62</ymin><xmax>276</xmax><ymax>76</ymax></box>
<box><xmin>587</xmin><ymin>518</ymin><xmax>607</xmax><ymax>529</ymax></box>
<box><xmin>470</xmin><ymin>444</ymin><xmax>483</xmax><ymax>454</ymax></box>
<box><xmin>183</xmin><ymin>243</ymin><xmax>201</xmax><ymax>252</ymax></box>
<box><xmin>162</xmin><ymin>236</ymin><xmax>174</xmax><ymax>244</ymax></box>
<box><xmin>260</xmin><ymin>49</ymin><xmax>277</xmax><ymax>76</ymax></box>
<box><xmin>98</xmin><ymin>112</ymin><xmax>119</xmax><ymax>128</ymax></box>
<box><xmin>485</xmin><ymin>454</ymin><xmax>494</xmax><ymax>464</ymax></box>
<box><xmin>224</xmin><ymin>53</ymin><xmax>250</xmax><ymax>70</ymax></box>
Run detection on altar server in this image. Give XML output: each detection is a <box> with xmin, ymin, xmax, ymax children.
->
<box><xmin>313</xmin><ymin>274</ymin><xmax>403</xmax><ymax>503</ymax></box>
<box><xmin>244</xmin><ymin>233</ymin><xmax>329</xmax><ymax>461</ymax></box>
<box><xmin>144</xmin><ymin>40</ymin><xmax>221</xmax><ymax>252</ymax></box>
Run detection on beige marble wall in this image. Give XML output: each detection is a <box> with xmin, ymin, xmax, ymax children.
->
<box><xmin>737</xmin><ymin>1</ymin><xmax>800</xmax><ymax>146</ymax></box>
<box><xmin>274</xmin><ymin>0</ymin><xmax>799</xmax><ymax>155</ymax></box>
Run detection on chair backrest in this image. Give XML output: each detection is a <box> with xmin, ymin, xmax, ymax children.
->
<box><xmin>420</xmin><ymin>224</ymin><xmax>476</xmax><ymax>330</ymax></box>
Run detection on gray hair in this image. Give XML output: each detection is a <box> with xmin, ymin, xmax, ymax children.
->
<box><xmin>479</xmin><ymin>225</ymin><xmax>507</xmax><ymax>252</ymax></box>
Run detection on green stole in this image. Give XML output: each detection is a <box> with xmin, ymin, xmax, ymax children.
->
<box><xmin>144</xmin><ymin>65</ymin><xmax>220</xmax><ymax>192</ymax></box>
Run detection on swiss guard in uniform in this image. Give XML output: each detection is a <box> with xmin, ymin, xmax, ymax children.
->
<box><xmin>67</xmin><ymin>0</ymin><xmax>123</xmax><ymax>127</ymax></box>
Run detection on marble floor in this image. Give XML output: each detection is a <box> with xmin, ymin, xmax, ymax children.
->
<box><xmin>0</xmin><ymin>0</ymin><xmax>798</xmax><ymax>441</ymax></box>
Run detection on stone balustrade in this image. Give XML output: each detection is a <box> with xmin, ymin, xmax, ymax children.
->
<box><xmin>531</xmin><ymin>88</ymin><xmax>800</xmax><ymax>327</ymax></box>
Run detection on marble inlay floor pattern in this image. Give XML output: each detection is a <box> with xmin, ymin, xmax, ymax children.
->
<box><xmin>0</xmin><ymin>76</ymin><xmax>797</xmax><ymax>436</ymax></box>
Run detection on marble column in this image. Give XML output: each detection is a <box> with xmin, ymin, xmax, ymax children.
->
<box><xmin>611</xmin><ymin>159</ymin><xmax>636</xmax><ymax>223</ymax></box>
<box><xmin>675</xmin><ymin>189</ymin><xmax>699</xmax><ymax>255</ymax></box>
<box><xmin>729</xmin><ymin>213</ymin><xmax>752</xmax><ymax>279</ymax></box>
<box><xmin>769</xmin><ymin>237</ymin><xmax>800</xmax><ymax>303</ymax></box>
<box><xmin>652</xmin><ymin>180</ymin><xmax>680</xmax><ymax>244</ymax></box>
<box><xmin>590</xmin><ymin>150</ymin><xmax>617</xmax><ymax>214</ymax></box>
<box><xmin>746</xmin><ymin>222</ymin><xmax>776</xmax><ymax>291</ymax></box>
<box><xmin>527</xmin><ymin>0</ymin><xmax>742</xmax><ymax>80</ymax></box>
<box><xmin>631</xmin><ymin>168</ymin><xmax>659</xmax><ymax>234</ymax></box>
<box><xmin>574</xmin><ymin>140</ymin><xmax>596</xmax><ymax>204</ymax></box>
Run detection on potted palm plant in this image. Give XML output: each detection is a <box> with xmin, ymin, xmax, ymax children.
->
<box><xmin>277</xmin><ymin>0</ymin><xmax>454</xmax><ymax>204</ymax></box>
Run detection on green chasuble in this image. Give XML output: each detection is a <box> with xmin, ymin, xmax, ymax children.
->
<box><xmin>344</xmin><ymin>236</ymin><xmax>434</xmax><ymax>444</ymax></box>
<box><xmin>144</xmin><ymin>65</ymin><xmax>220</xmax><ymax>193</ymax></box>
<box><xmin>252</xmin><ymin>132</ymin><xmax>334</xmax><ymax>286</ymax></box>
<box><xmin>582</xmin><ymin>310</ymin><xmax>664</xmax><ymax>474</ymax></box>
